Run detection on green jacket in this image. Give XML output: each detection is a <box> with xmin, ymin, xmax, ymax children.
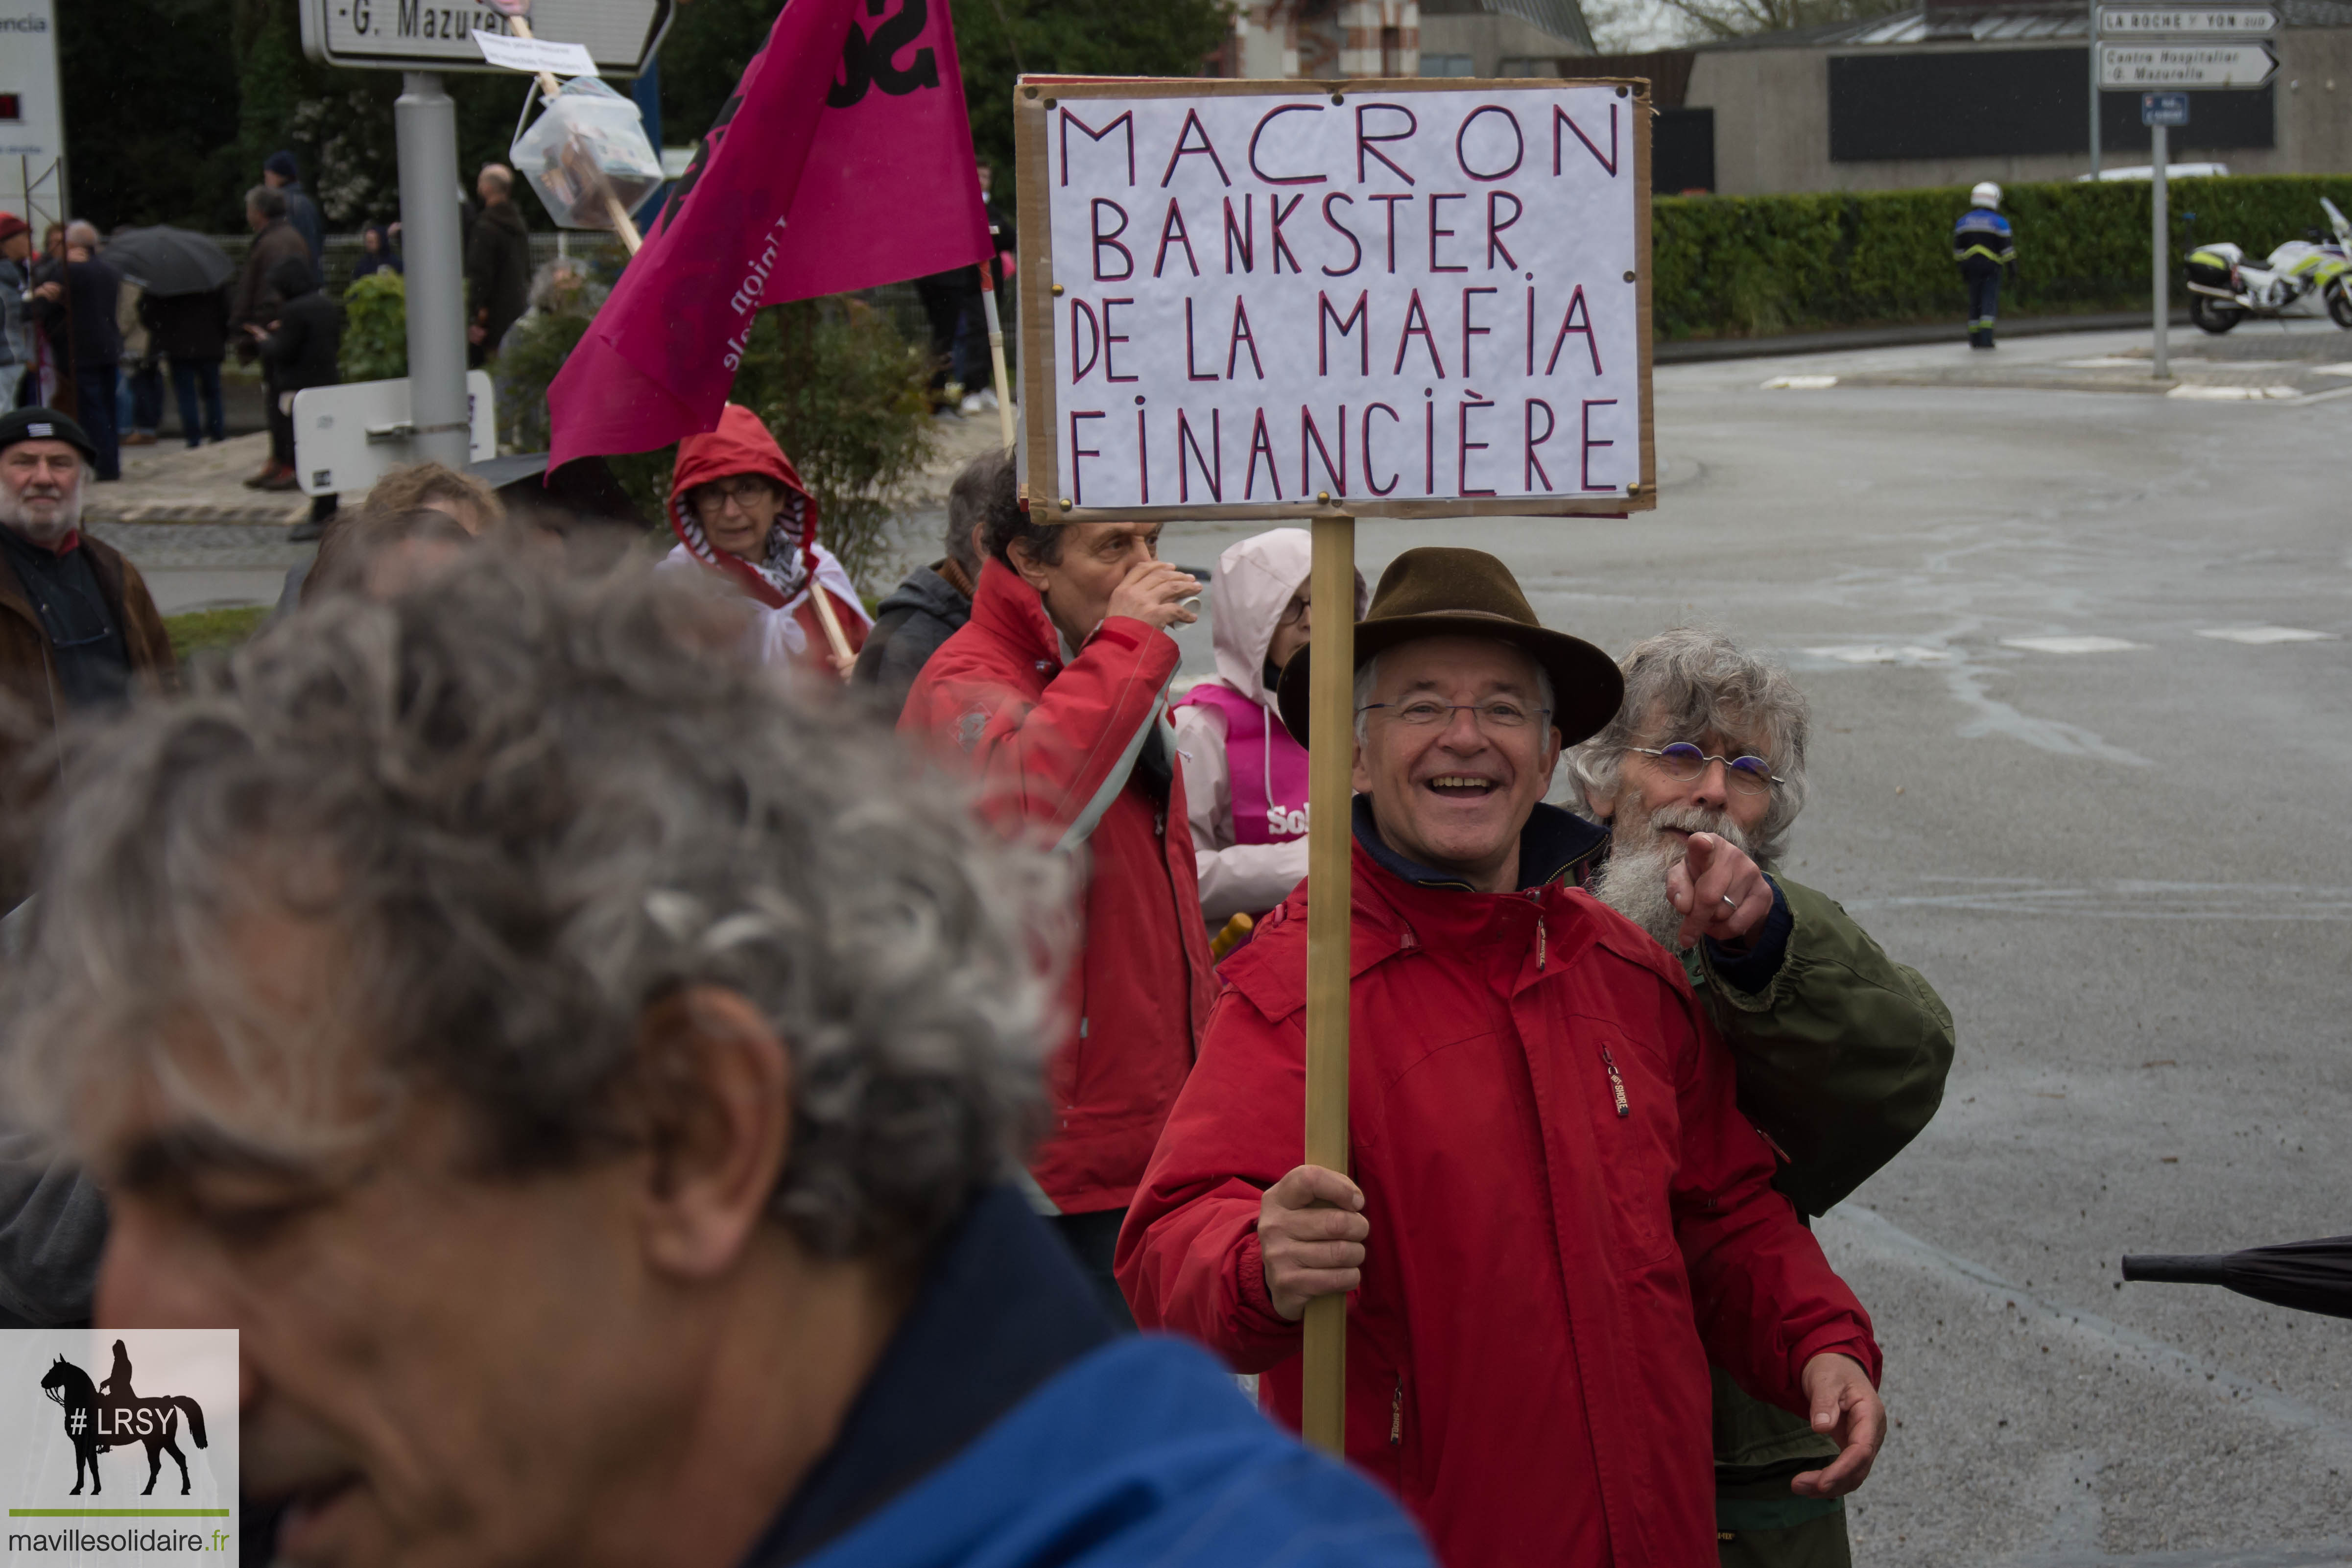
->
<box><xmin>1684</xmin><ymin>873</ymin><xmax>1956</xmax><ymax>1476</ymax></box>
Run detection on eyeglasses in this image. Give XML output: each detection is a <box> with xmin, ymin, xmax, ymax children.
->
<box><xmin>1627</xmin><ymin>742</ymin><xmax>1782</xmax><ymax>795</ymax></box>
<box><xmin>692</xmin><ymin>477</ymin><xmax>775</xmax><ymax>516</ymax></box>
<box><xmin>1277</xmin><ymin>594</ymin><xmax>1311</xmax><ymax>626</ymax></box>
<box><xmin>1357</xmin><ymin>699</ymin><xmax>1551</xmax><ymax>732</ymax></box>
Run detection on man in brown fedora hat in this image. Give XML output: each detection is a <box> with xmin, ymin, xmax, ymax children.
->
<box><xmin>1118</xmin><ymin>547</ymin><xmax>1885</xmax><ymax>1568</ymax></box>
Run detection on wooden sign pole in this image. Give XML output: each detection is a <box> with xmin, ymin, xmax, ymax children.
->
<box><xmin>1300</xmin><ymin>507</ymin><xmax>1355</xmax><ymax>1455</ymax></box>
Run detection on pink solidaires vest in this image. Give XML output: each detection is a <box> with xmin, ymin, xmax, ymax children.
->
<box><xmin>1177</xmin><ymin>682</ymin><xmax>1311</xmax><ymax>844</ymax></box>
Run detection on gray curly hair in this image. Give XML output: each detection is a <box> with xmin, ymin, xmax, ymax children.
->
<box><xmin>1</xmin><ymin>552</ymin><xmax>1063</xmax><ymax>1264</ymax></box>
<box><xmin>1565</xmin><ymin>627</ymin><xmax>1811</xmax><ymax>863</ymax></box>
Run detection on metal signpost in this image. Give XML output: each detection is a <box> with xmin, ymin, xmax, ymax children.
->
<box><xmin>2089</xmin><ymin>5</ymin><xmax>2275</xmax><ymax>379</ymax></box>
<box><xmin>2143</xmin><ymin>92</ymin><xmax>2189</xmax><ymax>380</ymax></box>
<box><xmin>301</xmin><ymin>0</ymin><xmax>672</xmax><ymax>471</ymax></box>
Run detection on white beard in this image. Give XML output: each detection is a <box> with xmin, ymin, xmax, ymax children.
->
<box><xmin>0</xmin><ymin>482</ymin><xmax>82</xmax><ymax>547</ymax></box>
<box><xmin>1588</xmin><ymin>796</ymin><xmax>1754</xmax><ymax>951</ymax></box>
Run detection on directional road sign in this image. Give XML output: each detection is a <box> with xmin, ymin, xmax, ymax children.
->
<box><xmin>2098</xmin><ymin>41</ymin><xmax>2279</xmax><ymax>88</ymax></box>
<box><xmin>2142</xmin><ymin>91</ymin><xmax>2191</xmax><ymax>124</ymax></box>
<box><xmin>2098</xmin><ymin>7</ymin><xmax>2277</xmax><ymax>35</ymax></box>
<box><xmin>300</xmin><ymin>0</ymin><xmax>672</xmax><ymax>75</ymax></box>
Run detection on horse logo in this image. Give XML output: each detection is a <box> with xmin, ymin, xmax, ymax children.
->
<box><xmin>37</xmin><ymin>1341</ymin><xmax>210</xmax><ymax>1496</ymax></box>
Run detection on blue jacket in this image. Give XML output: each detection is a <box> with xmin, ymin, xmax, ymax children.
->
<box><xmin>1953</xmin><ymin>207</ymin><xmax>2016</xmax><ymax>271</ymax></box>
<box><xmin>741</xmin><ymin>1186</ymin><xmax>1430</xmax><ymax>1568</ymax></box>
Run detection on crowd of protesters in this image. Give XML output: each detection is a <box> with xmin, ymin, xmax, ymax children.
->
<box><xmin>0</xmin><ymin>356</ymin><xmax>1955</xmax><ymax>1568</ymax></box>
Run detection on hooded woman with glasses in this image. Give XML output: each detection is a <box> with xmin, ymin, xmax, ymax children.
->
<box><xmin>658</xmin><ymin>404</ymin><xmax>870</xmax><ymax>679</ymax></box>
<box><xmin>1170</xmin><ymin>530</ymin><xmax>1366</xmax><ymax>927</ymax></box>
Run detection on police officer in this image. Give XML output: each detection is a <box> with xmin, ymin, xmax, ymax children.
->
<box><xmin>1953</xmin><ymin>181</ymin><xmax>2016</xmax><ymax>350</ymax></box>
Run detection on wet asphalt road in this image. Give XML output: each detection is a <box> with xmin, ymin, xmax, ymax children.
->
<box><xmin>1162</xmin><ymin>320</ymin><xmax>2352</xmax><ymax>1566</ymax></box>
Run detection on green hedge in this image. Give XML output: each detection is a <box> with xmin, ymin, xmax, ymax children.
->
<box><xmin>1653</xmin><ymin>175</ymin><xmax>2352</xmax><ymax>340</ymax></box>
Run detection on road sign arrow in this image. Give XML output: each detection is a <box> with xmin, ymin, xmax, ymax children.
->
<box><xmin>2098</xmin><ymin>40</ymin><xmax>2278</xmax><ymax>88</ymax></box>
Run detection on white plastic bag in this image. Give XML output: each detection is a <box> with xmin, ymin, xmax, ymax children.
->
<box><xmin>512</xmin><ymin>77</ymin><xmax>663</xmax><ymax>231</ymax></box>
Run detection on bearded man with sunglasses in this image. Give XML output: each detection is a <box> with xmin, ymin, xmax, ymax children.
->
<box><xmin>1120</xmin><ymin>550</ymin><xmax>1887</xmax><ymax>1568</ymax></box>
<box><xmin>1570</xmin><ymin>627</ymin><xmax>1954</xmax><ymax>1568</ymax></box>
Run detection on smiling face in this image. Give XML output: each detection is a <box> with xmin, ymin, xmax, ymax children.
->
<box><xmin>1351</xmin><ymin>636</ymin><xmax>1561</xmax><ymax>893</ymax></box>
<box><xmin>689</xmin><ymin>475</ymin><xmax>784</xmax><ymax>562</ymax></box>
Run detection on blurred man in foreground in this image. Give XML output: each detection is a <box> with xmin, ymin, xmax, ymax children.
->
<box><xmin>0</xmin><ymin>553</ymin><xmax>1432</xmax><ymax>1568</ymax></box>
<box><xmin>1568</xmin><ymin>627</ymin><xmax>1953</xmax><ymax>1568</ymax></box>
<box><xmin>1120</xmin><ymin>549</ymin><xmax>1884</xmax><ymax>1568</ymax></box>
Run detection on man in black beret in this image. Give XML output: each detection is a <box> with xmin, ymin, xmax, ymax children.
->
<box><xmin>0</xmin><ymin>408</ymin><xmax>175</xmax><ymax>805</ymax></box>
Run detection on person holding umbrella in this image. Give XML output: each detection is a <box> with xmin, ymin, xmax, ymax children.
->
<box><xmin>104</xmin><ymin>225</ymin><xmax>236</xmax><ymax>449</ymax></box>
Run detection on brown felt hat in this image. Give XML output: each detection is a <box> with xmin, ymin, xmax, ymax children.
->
<box><xmin>1276</xmin><ymin>547</ymin><xmax>1623</xmax><ymax>750</ymax></box>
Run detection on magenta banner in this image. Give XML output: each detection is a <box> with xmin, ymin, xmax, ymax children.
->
<box><xmin>548</xmin><ymin>0</ymin><xmax>995</xmax><ymax>467</ymax></box>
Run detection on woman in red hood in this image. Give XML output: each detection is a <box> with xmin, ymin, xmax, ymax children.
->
<box><xmin>659</xmin><ymin>404</ymin><xmax>871</xmax><ymax>677</ymax></box>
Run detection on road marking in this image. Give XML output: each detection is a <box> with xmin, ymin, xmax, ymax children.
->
<box><xmin>1819</xmin><ymin>1205</ymin><xmax>2352</xmax><ymax>1463</ymax></box>
<box><xmin>2000</xmin><ymin>635</ymin><xmax>2146</xmax><ymax>654</ymax></box>
<box><xmin>1802</xmin><ymin>644</ymin><xmax>1954</xmax><ymax>665</ymax></box>
<box><xmin>1843</xmin><ymin>876</ymin><xmax>2352</xmax><ymax>920</ymax></box>
<box><xmin>2312</xmin><ymin>362</ymin><xmax>2352</xmax><ymax>377</ymax></box>
<box><xmin>1761</xmin><ymin>374</ymin><xmax>1840</xmax><ymax>390</ymax></box>
<box><xmin>2165</xmin><ymin>382</ymin><xmax>2302</xmax><ymax>401</ymax></box>
<box><xmin>2196</xmin><ymin>625</ymin><xmax>2340</xmax><ymax>644</ymax></box>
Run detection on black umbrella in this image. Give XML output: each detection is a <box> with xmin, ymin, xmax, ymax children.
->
<box><xmin>101</xmin><ymin>226</ymin><xmax>235</xmax><ymax>297</ymax></box>
<box><xmin>2121</xmin><ymin>1235</ymin><xmax>2352</xmax><ymax>1321</ymax></box>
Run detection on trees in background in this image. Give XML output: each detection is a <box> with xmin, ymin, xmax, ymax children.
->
<box><xmin>61</xmin><ymin>0</ymin><xmax>1230</xmax><ymax>234</ymax></box>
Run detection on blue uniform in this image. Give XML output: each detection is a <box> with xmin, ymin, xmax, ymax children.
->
<box><xmin>740</xmin><ymin>1187</ymin><xmax>1433</xmax><ymax>1568</ymax></box>
<box><xmin>1952</xmin><ymin>206</ymin><xmax>2016</xmax><ymax>346</ymax></box>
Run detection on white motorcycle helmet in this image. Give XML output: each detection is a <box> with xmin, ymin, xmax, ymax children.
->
<box><xmin>1971</xmin><ymin>181</ymin><xmax>2002</xmax><ymax>211</ymax></box>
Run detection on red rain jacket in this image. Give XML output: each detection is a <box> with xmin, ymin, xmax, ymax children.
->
<box><xmin>668</xmin><ymin>404</ymin><xmax>868</xmax><ymax>674</ymax></box>
<box><xmin>901</xmin><ymin>560</ymin><xmax>1217</xmax><ymax>1214</ymax></box>
<box><xmin>1117</xmin><ymin>809</ymin><xmax>1881</xmax><ymax>1567</ymax></box>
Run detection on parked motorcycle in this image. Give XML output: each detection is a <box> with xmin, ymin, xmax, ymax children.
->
<box><xmin>2184</xmin><ymin>198</ymin><xmax>2352</xmax><ymax>333</ymax></box>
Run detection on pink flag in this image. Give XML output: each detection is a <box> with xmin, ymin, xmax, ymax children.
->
<box><xmin>548</xmin><ymin>0</ymin><xmax>995</xmax><ymax>468</ymax></box>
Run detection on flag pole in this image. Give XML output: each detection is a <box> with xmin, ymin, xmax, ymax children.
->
<box><xmin>980</xmin><ymin>257</ymin><xmax>1017</xmax><ymax>452</ymax></box>
<box><xmin>1301</xmin><ymin>505</ymin><xmax>1354</xmax><ymax>1456</ymax></box>
<box><xmin>515</xmin><ymin>17</ymin><xmax>857</xmax><ymax>676</ymax></box>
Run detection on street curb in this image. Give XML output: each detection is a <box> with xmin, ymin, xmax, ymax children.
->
<box><xmin>1658</xmin><ymin>310</ymin><xmax>2194</xmax><ymax>364</ymax></box>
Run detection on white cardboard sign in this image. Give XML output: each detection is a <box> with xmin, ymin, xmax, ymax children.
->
<box><xmin>472</xmin><ymin>27</ymin><xmax>597</xmax><ymax>75</ymax></box>
<box><xmin>1016</xmin><ymin>80</ymin><xmax>1654</xmax><ymax>521</ymax></box>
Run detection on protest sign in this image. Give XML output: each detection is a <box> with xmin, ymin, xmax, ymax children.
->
<box><xmin>1013</xmin><ymin>78</ymin><xmax>1654</xmax><ymax>523</ymax></box>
